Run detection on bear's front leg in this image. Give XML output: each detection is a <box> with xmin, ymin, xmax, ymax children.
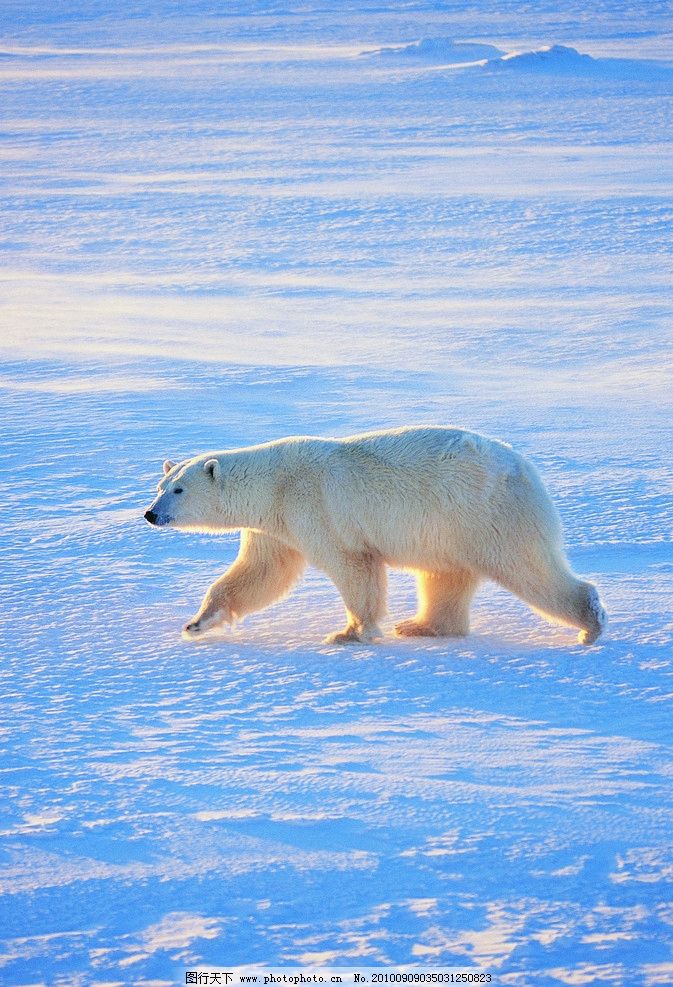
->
<box><xmin>183</xmin><ymin>530</ymin><xmax>306</xmax><ymax>638</ymax></box>
<box><xmin>321</xmin><ymin>551</ymin><xmax>387</xmax><ymax>645</ymax></box>
<box><xmin>183</xmin><ymin>578</ymin><xmax>233</xmax><ymax>637</ymax></box>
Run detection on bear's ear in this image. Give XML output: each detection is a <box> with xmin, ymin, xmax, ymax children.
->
<box><xmin>163</xmin><ymin>459</ymin><xmax>176</xmax><ymax>475</ymax></box>
<box><xmin>204</xmin><ymin>458</ymin><xmax>221</xmax><ymax>481</ymax></box>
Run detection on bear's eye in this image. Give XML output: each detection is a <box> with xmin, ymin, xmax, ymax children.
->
<box><xmin>174</xmin><ymin>487</ymin><xmax>184</xmax><ymax>494</ymax></box>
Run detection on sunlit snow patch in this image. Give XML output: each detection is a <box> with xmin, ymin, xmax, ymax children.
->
<box><xmin>0</xmin><ymin>375</ymin><xmax>171</xmax><ymax>394</ymax></box>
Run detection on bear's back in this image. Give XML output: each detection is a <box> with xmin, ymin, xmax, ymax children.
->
<box><xmin>338</xmin><ymin>425</ymin><xmax>515</xmax><ymax>474</ymax></box>
<box><xmin>305</xmin><ymin>426</ymin><xmax>531</xmax><ymax>563</ymax></box>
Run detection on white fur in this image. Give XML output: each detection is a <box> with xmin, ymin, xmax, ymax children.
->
<box><xmin>146</xmin><ymin>426</ymin><xmax>607</xmax><ymax>645</ymax></box>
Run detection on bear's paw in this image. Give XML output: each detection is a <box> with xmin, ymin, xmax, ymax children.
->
<box><xmin>323</xmin><ymin>623</ymin><xmax>382</xmax><ymax>645</ymax></box>
<box><xmin>577</xmin><ymin>586</ymin><xmax>607</xmax><ymax>645</ymax></box>
<box><xmin>182</xmin><ymin>607</ymin><xmax>229</xmax><ymax>638</ymax></box>
<box><xmin>394</xmin><ymin>618</ymin><xmax>440</xmax><ymax>638</ymax></box>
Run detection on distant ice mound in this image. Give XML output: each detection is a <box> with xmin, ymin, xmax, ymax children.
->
<box><xmin>365</xmin><ymin>38</ymin><xmax>503</xmax><ymax>63</ymax></box>
<box><xmin>486</xmin><ymin>44</ymin><xmax>597</xmax><ymax>74</ymax></box>
<box><xmin>364</xmin><ymin>40</ymin><xmax>673</xmax><ymax>80</ymax></box>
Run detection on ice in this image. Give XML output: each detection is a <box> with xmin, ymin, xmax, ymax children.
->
<box><xmin>483</xmin><ymin>44</ymin><xmax>673</xmax><ymax>79</ymax></box>
<box><xmin>489</xmin><ymin>44</ymin><xmax>598</xmax><ymax>73</ymax></box>
<box><xmin>1</xmin><ymin>0</ymin><xmax>672</xmax><ymax>984</ymax></box>
<box><xmin>364</xmin><ymin>38</ymin><xmax>504</xmax><ymax>64</ymax></box>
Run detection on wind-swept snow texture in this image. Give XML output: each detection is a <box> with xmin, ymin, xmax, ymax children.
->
<box><xmin>1</xmin><ymin>1</ymin><xmax>673</xmax><ymax>984</ymax></box>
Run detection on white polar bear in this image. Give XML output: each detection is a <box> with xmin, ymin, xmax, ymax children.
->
<box><xmin>144</xmin><ymin>426</ymin><xmax>606</xmax><ymax>646</ymax></box>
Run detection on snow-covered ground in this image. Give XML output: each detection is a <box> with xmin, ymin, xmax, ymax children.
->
<box><xmin>1</xmin><ymin>2</ymin><xmax>672</xmax><ymax>984</ymax></box>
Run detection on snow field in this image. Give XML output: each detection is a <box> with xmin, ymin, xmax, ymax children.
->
<box><xmin>1</xmin><ymin>3</ymin><xmax>672</xmax><ymax>983</ymax></box>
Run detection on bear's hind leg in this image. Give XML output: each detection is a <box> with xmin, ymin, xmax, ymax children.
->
<box><xmin>492</xmin><ymin>554</ymin><xmax>607</xmax><ymax>645</ymax></box>
<box><xmin>395</xmin><ymin>567</ymin><xmax>480</xmax><ymax>638</ymax></box>
<box><xmin>321</xmin><ymin>552</ymin><xmax>387</xmax><ymax>644</ymax></box>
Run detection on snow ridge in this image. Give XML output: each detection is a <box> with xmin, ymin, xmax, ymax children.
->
<box><xmin>364</xmin><ymin>37</ymin><xmax>503</xmax><ymax>63</ymax></box>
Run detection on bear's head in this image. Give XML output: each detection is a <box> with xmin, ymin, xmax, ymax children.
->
<box><xmin>144</xmin><ymin>456</ymin><xmax>222</xmax><ymax>531</ymax></box>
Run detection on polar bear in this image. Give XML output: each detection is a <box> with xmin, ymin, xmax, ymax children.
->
<box><xmin>144</xmin><ymin>426</ymin><xmax>606</xmax><ymax>646</ymax></box>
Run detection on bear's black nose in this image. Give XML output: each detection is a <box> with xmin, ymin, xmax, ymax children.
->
<box><xmin>144</xmin><ymin>509</ymin><xmax>158</xmax><ymax>525</ymax></box>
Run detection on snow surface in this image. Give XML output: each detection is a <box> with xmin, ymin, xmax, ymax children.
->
<box><xmin>1</xmin><ymin>1</ymin><xmax>673</xmax><ymax>984</ymax></box>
